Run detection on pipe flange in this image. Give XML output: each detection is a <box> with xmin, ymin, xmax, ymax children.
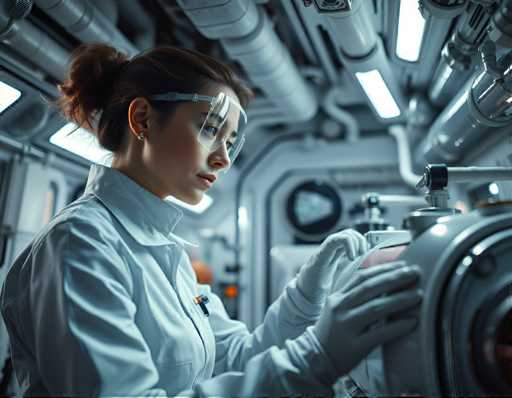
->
<box><xmin>443</xmin><ymin>41</ymin><xmax>472</xmax><ymax>71</ymax></box>
<box><xmin>419</xmin><ymin>0</ymin><xmax>468</xmax><ymax>19</ymax></box>
<box><xmin>467</xmin><ymin>79</ymin><xmax>512</xmax><ymax>127</ymax></box>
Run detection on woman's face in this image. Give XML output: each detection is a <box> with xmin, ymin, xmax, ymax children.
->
<box><xmin>134</xmin><ymin>84</ymin><xmax>241</xmax><ymax>203</ymax></box>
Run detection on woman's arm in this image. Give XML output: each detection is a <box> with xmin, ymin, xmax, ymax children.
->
<box><xmin>4</xmin><ymin>220</ymin><xmax>168</xmax><ymax>396</ymax></box>
<box><xmin>198</xmin><ymin>279</ymin><xmax>326</xmax><ymax>374</ymax></box>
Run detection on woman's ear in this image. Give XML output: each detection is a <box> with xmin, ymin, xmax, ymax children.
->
<box><xmin>127</xmin><ymin>97</ymin><xmax>153</xmax><ymax>139</ymax></box>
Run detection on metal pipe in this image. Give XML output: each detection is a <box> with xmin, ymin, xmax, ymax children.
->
<box><xmin>324</xmin><ymin>0</ymin><xmax>376</xmax><ymax>59</ymax></box>
<box><xmin>314</xmin><ymin>1</ymin><xmax>405</xmax><ymax>121</ymax></box>
<box><xmin>0</xmin><ymin>17</ymin><xmax>68</xmax><ymax>80</ymax></box>
<box><xmin>177</xmin><ymin>0</ymin><xmax>318</xmax><ymax>122</ymax></box>
<box><xmin>376</xmin><ymin>195</ymin><xmax>427</xmax><ymax>207</ymax></box>
<box><xmin>33</xmin><ymin>0</ymin><xmax>138</xmax><ymax>56</ymax></box>
<box><xmin>448</xmin><ymin>166</ymin><xmax>512</xmax><ymax>182</ymax></box>
<box><xmin>0</xmin><ymin>130</ymin><xmax>45</xmax><ymax>159</ymax></box>
<box><xmin>117</xmin><ymin>1</ymin><xmax>155</xmax><ymax>50</ymax></box>
<box><xmin>322</xmin><ymin>87</ymin><xmax>359</xmax><ymax>142</ymax></box>
<box><xmin>414</xmin><ymin>16</ymin><xmax>455</xmax><ymax>91</ymax></box>
<box><xmin>428</xmin><ymin>2</ymin><xmax>492</xmax><ymax>106</ymax></box>
<box><xmin>389</xmin><ymin>124</ymin><xmax>423</xmax><ymax>188</ymax></box>
<box><xmin>417</xmin><ymin>45</ymin><xmax>512</xmax><ymax>164</ymax></box>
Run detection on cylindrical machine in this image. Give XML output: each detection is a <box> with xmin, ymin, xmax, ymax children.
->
<box><xmin>323</xmin><ymin>0</ymin><xmax>376</xmax><ymax>59</ymax></box>
<box><xmin>418</xmin><ymin>44</ymin><xmax>512</xmax><ymax>164</ymax></box>
<box><xmin>488</xmin><ymin>0</ymin><xmax>512</xmax><ymax>47</ymax></box>
<box><xmin>349</xmin><ymin>203</ymin><xmax>512</xmax><ymax>396</ymax></box>
<box><xmin>428</xmin><ymin>2</ymin><xmax>491</xmax><ymax>107</ymax></box>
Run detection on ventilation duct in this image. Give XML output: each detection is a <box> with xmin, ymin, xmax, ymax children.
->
<box><xmin>175</xmin><ymin>0</ymin><xmax>318</xmax><ymax>122</ymax></box>
<box><xmin>0</xmin><ymin>0</ymin><xmax>69</xmax><ymax>80</ymax></box>
<box><xmin>33</xmin><ymin>0</ymin><xmax>138</xmax><ymax>56</ymax></box>
<box><xmin>417</xmin><ymin>41</ymin><xmax>512</xmax><ymax>163</ymax></box>
<box><xmin>117</xmin><ymin>1</ymin><xmax>155</xmax><ymax>50</ymax></box>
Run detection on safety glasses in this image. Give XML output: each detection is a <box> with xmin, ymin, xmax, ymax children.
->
<box><xmin>149</xmin><ymin>91</ymin><xmax>247</xmax><ymax>167</ymax></box>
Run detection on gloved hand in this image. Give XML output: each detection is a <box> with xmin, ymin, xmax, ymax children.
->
<box><xmin>312</xmin><ymin>261</ymin><xmax>422</xmax><ymax>376</ymax></box>
<box><xmin>296</xmin><ymin>229</ymin><xmax>368</xmax><ymax>303</ymax></box>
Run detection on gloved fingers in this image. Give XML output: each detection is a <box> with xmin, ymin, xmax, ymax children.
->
<box><xmin>351</xmin><ymin>290</ymin><xmax>422</xmax><ymax>332</ymax></box>
<box><xmin>321</xmin><ymin>235</ymin><xmax>352</xmax><ymax>262</ymax></box>
<box><xmin>341</xmin><ymin>265</ymin><xmax>421</xmax><ymax>309</ymax></box>
<box><xmin>349</xmin><ymin>229</ymin><xmax>369</xmax><ymax>256</ymax></box>
<box><xmin>341</xmin><ymin>261</ymin><xmax>407</xmax><ymax>293</ymax></box>
<box><xmin>360</xmin><ymin>317</ymin><xmax>418</xmax><ymax>351</ymax></box>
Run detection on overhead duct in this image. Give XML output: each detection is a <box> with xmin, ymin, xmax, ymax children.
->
<box><xmin>322</xmin><ymin>87</ymin><xmax>359</xmax><ymax>142</ymax></box>
<box><xmin>33</xmin><ymin>0</ymin><xmax>138</xmax><ymax>56</ymax></box>
<box><xmin>412</xmin><ymin>0</ymin><xmax>468</xmax><ymax>91</ymax></box>
<box><xmin>406</xmin><ymin>93</ymin><xmax>435</xmax><ymax>146</ymax></box>
<box><xmin>315</xmin><ymin>0</ymin><xmax>405</xmax><ymax>121</ymax></box>
<box><xmin>175</xmin><ymin>0</ymin><xmax>318</xmax><ymax>122</ymax></box>
<box><xmin>417</xmin><ymin>41</ymin><xmax>512</xmax><ymax>164</ymax></box>
<box><xmin>117</xmin><ymin>1</ymin><xmax>155</xmax><ymax>50</ymax></box>
<box><xmin>428</xmin><ymin>1</ymin><xmax>492</xmax><ymax>107</ymax></box>
<box><xmin>0</xmin><ymin>0</ymin><xmax>69</xmax><ymax>80</ymax></box>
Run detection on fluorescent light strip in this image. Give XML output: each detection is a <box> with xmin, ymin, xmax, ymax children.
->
<box><xmin>355</xmin><ymin>70</ymin><xmax>401</xmax><ymax>118</ymax></box>
<box><xmin>396</xmin><ymin>0</ymin><xmax>426</xmax><ymax>62</ymax></box>
<box><xmin>0</xmin><ymin>80</ymin><xmax>21</xmax><ymax>113</ymax></box>
<box><xmin>167</xmin><ymin>194</ymin><xmax>213</xmax><ymax>214</ymax></box>
<box><xmin>50</xmin><ymin>122</ymin><xmax>112</xmax><ymax>165</ymax></box>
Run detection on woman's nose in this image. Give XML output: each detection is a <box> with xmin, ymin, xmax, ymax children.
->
<box><xmin>208</xmin><ymin>143</ymin><xmax>231</xmax><ymax>171</ymax></box>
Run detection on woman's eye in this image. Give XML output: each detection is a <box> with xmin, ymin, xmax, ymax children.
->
<box><xmin>204</xmin><ymin>125</ymin><xmax>219</xmax><ymax>136</ymax></box>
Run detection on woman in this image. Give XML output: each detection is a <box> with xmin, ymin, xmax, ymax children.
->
<box><xmin>0</xmin><ymin>44</ymin><xmax>422</xmax><ymax>396</ymax></box>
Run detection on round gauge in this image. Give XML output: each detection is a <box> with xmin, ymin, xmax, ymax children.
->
<box><xmin>286</xmin><ymin>180</ymin><xmax>342</xmax><ymax>241</ymax></box>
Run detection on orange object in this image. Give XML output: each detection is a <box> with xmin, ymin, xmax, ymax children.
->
<box><xmin>190</xmin><ymin>260</ymin><xmax>214</xmax><ymax>284</ymax></box>
<box><xmin>223</xmin><ymin>285</ymin><xmax>238</xmax><ymax>298</ymax></box>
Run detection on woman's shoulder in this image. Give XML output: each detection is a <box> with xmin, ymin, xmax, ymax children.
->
<box><xmin>34</xmin><ymin>193</ymin><xmax>120</xmax><ymax>250</ymax></box>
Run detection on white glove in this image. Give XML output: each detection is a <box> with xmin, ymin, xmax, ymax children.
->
<box><xmin>296</xmin><ymin>229</ymin><xmax>369</xmax><ymax>303</ymax></box>
<box><xmin>313</xmin><ymin>261</ymin><xmax>422</xmax><ymax>376</ymax></box>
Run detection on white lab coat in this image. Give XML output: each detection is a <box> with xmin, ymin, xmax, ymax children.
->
<box><xmin>1</xmin><ymin>164</ymin><xmax>338</xmax><ymax>397</ymax></box>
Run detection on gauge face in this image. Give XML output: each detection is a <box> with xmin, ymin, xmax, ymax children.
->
<box><xmin>286</xmin><ymin>180</ymin><xmax>342</xmax><ymax>241</ymax></box>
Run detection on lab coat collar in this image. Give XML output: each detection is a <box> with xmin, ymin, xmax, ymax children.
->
<box><xmin>84</xmin><ymin>164</ymin><xmax>197</xmax><ymax>247</ymax></box>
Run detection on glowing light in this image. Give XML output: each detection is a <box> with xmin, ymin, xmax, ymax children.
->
<box><xmin>238</xmin><ymin>206</ymin><xmax>248</xmax><ymax>228</ymax></box>
<box><xmin>355</xmin><ymin>70</ymin><xmax>401</xmax><ymax>118</ymax></box>
<box><xmin>396</xmin><ymin>0</ymin><xmax>426</xmax><ymax>62</ymax></box>
<box><xmin>0</xmin><ymin>80</ymin><xmax>21</xmax><ymax>113</ymax></box>
<box><xmin>462</xmin><ymin>256</ymin><xmax>473</xmax><ymax>267</ymax></box>
<box><xmin>489</xmin><ymin>182</ymin><xmax>500</xmax><ymax>195</ymax></box>
<box><xmin>431</xmin><ymin>223</ymin><xmax>448</xmax><ymax>237</ymax></box>
<box><xmin>50</xmin><ymin>123</ymin><xmax>112</xmax><ymax>165</ymax></box>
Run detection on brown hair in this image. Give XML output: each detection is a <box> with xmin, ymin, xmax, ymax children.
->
<box><xmin>56</xmin><ymin>43</ymin><xmax>254</xmax><ymax>152</ymax></box>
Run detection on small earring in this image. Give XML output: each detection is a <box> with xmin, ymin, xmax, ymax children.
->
<box><xmin>137</xmin><ymin>131</ymin><xmax>145</xmax><ymax>141</ymax></box>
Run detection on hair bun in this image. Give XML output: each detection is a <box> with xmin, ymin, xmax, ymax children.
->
<box><xmin>57</xmin><ymin>43</ymin><xmax>129</xmax><ymax>130</ymax></box>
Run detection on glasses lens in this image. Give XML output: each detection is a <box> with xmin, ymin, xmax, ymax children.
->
<box><xmin>197</xmin><ymin>92</ymin><xmax>247</xmax><ymax>164</ymax></box>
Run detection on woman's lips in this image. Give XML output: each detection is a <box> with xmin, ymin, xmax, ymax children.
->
<box><xmin>197</xmin><ymin>175</ymin><xmax>212</xmax><ymax>189</ymax></box>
